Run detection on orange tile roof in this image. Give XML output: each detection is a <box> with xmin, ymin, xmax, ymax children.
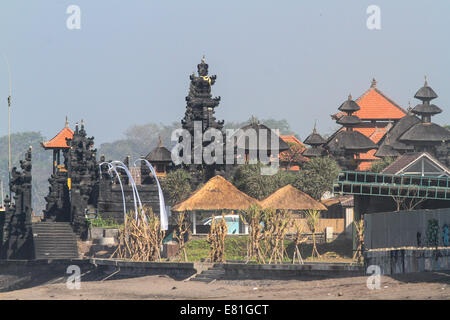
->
<box><xmin>279</xmin><ymin>135</ymin><xmax>308</xmax><ymax>163</ymax></box>
<box><xmin>332</xmin><ymin>82</ymin><xmax>407</xmax><ymax>121</ymax></box>
<box><xmin>353</xmin><ymin>126</ymin><xmax>387</xmax><ymax>144</ymax></box>
<box><xmin>42</xmin><ymin>127</ymin><xmax>74</xmax><ymax>149</ymax></box>
<box><xmin>354</xmin><ymin>87</ymin><xmax>407</xmax><ymax>120</ymax></box>
<box><xmin>357</xmin><ymin>160</ymin><xmax>374</xmax><ymax>171</ymax></box>
<box><xmin>357</xmin><ymin>149</ymin><xmax>378</xmax><ymax>160</ymax></box>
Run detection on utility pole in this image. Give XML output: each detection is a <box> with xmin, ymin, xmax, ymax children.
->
<box><xmin>2</xmin><ymin>54</ymin><xmax>12</xmax><ymax>197</ymax></box>
<box><xmin>0</xmin><ymin>179</ymin><xmax>4</xmax><ymax>209</ymax></box>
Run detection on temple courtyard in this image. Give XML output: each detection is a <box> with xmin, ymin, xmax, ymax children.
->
<box><xmin>0</xmin><ymin>271</ymin><xmax>448</xmax><ymax>300</ymax></box>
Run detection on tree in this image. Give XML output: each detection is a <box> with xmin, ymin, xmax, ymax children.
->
<box><xmin>160</xmin><ymin>169</ymin><xmax>192</xmax><ymax>206</ymax></box>
<box><xmin>232</xmin><ymin>162</ymin><xmax>294</xmax><ymax>200</ymax></box>
<box><xmin>369</xmin><ymin>156</ymin><xmax>395</xmax><ymax>173</ymax></box>
<box><xmin>280</xmin><ymin>142</ymin><xmax>306</xmax><ymax>169</ymax></box>
<box><xmin>293</xmin><ymin>157</ymin><xmax>340</xmax><ymax>200</ymax></box>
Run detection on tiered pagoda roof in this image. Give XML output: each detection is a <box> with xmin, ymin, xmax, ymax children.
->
<box><xmin>145</xmin><ymin>138</ymin><xmax>172</xmax><ymax>164</ymax></box>
<box><xmin>302</xmin><ymin>126</ymin><xmax>327</xmax><ymax>157</ymax></box>
<box><xmin>326</xmin><ymin>95</ymin><xmax>378</xmax><ymax>153</ymax></box>
<box><xmin>399</xmin><ymin>78</ymin><xmax>450</xmax><ymax>145</ymax></box>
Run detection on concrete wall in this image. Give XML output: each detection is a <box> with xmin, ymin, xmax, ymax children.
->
<box><xmin>364</xmin><ymin>208</ymin><xmax>450</xmax><ymax>249</ymax></box>
<box><xmin>0</xmin><ymin>259</ymin><xmax>92</xmax><ymax>292</ymax></box>
<box><xmin>222</xmin><ymin>263</ymin><xmax>364</xmax><ymax>280</ymax></box>
<box><xmin>364</xmin><ymin>249</ymin><xmax>450</xmax><ymax>275</ymax></box>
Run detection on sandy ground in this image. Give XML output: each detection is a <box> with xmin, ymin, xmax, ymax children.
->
<box><xmin>0</xmin><ymin>272</ymin><xmax>449</xmax><ymax>300</ymax></box>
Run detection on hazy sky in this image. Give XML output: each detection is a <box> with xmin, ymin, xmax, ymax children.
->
<box><xmin>0</xmin><ymin>1</ymin><xmax>449</xmax><ymax>145</ymax></box>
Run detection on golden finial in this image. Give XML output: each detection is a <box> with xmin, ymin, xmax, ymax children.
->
<box><xmin>65</xmin><ymin>116</ymin><xmax>69</xmax><ymax>128</ymax></box>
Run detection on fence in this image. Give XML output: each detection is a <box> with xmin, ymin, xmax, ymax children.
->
<box><xmin>364</xmin><ymin>208</ymin><xmax>450</xmax><ymax>249</ymax></box>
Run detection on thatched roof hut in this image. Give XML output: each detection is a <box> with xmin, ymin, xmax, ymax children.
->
<box><xmin>260</xmin><ymin>184</ymin><xmax>327</xmax><ymax>211</ymax></box>
<box><xmin>171</xmin><ymin>175</ymin><xmax>260</xmax><ymax>212</ymax></box>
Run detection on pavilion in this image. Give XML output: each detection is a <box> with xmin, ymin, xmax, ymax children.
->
<box><xmin>41</xmin><ymin>117</ymin><xmax>73</xmax><ymax>174</ymax></box>
<box><xmin>172</xmin><ymin>175</ymin><xmax>260</xmax><ymax>234</ymax></box>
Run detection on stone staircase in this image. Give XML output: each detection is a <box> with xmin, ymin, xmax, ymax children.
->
<box><xmin>190</xmin><ymin>264</ymin><xmax>225</xmax><ymax>283</ymax></box>
<box><xmin>32</xmin><ymin>222</ymin><xmax>79</xmax><ymax>259</ymax></box>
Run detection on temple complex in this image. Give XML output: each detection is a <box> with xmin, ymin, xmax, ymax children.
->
<box><xmin>2</xmin><ymin>56</ymin><xmax>450</xmax><ymax>261</ymax></box>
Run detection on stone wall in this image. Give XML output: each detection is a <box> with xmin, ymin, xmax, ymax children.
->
<box><xmin>97</xmin><ymin>184</ymin><xmax>162</xmax><ymax>223</ymax></box>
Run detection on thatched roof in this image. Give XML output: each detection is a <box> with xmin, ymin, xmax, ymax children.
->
<box><xmin>260</xmin><ymin>184</ymin><xmax>327</xmax><ymax>211</ymax></box>
<box><xmin>171</xmin><ymin>175</ymin><xmax>259</xmax><ymax>212</ymax></box>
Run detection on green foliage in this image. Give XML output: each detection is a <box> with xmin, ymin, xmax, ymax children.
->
<box><xmin>232</xmin><ymin>163</ymin><xmax>294</xmax><ymax>200</ymax></box>
<box><xmin>184</xmin><ymin>235</ymin><xmax>353</xmax><ymax>262</ymax></box>
<box><xmin>426</xmin><ymin>219</ymin><xmax>440</xmax><ymax>247</ymax></box>
<box><xmin>292</xmin><ymin>157</ymin><xmax>340</xmax><ymax>200</ymax></box>
<box><xmin>160</xmin><ymin>169</ymin><xmax>192</xmax><ymax>206</ymax></box>
<box><xmin>88</xmin><ymin>215</ymin><xmax>122</xmax><ymax>228</ymax></box>
<box><xmin>369</xmin><ymin>157</ymin><xmax>395</xmax><ymax>173</ymax></box>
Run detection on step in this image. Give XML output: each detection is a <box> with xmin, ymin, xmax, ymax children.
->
<box><xmin>200</xmin><ymin>270</ymin><xmax>225</xmax><ymax>276</ymax></box>
<box><xmin>32</xmin><ymin>222</ymin><xmax>79</xmax><ymax>259</ymax></box>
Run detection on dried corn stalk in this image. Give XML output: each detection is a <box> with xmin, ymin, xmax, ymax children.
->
<box><xmin>292</xmin><ymin>220</ymin><xmax>307</xmax><ymax>264</ymax></box>
<box><xmin>206</xmin><ymin>214</ymin><xmax>228</xmax><ymax>263</ymax></box>
<box><xmin>263</xmin><ymin>208</ymin><xmax>292</xmax><ymax>264</ymax></box>
<box><xmin>112</xmin><ymin>206</ymin><xmax>165</xmax><ymax>261</ymax></box>
<box><xmin>241</xmin><ymin>204</ymin><xmax>265</xmax><ymax>264</ymax></box>
<box><xmin>173</xmin><ymin>211</ymin><xmax>191</xmax><ymax>262</ymax></box>
<box><xmin>305</xmin><ymin>209</ymin><xmax>321</xmax><ymax>259</ymax></box>
<box><xmin>352</xmin><ymin>219</ymin><xmax>364</xmax><ymax>264</ymax></box>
